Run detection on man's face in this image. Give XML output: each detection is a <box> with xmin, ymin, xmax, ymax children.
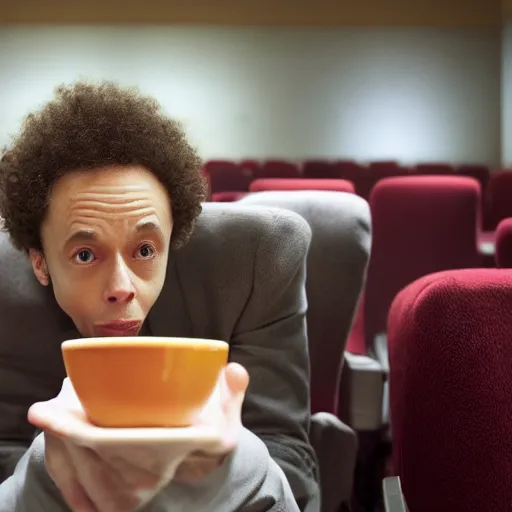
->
<box><xmin>30</xmin><ymin>165</ymin><xmax>173</xmax><ymax>337</ymax></box>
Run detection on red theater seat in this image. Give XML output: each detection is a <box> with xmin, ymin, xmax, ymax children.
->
<box><xmin>203</xmin><ymin>160</ymin><xmax>252</xmax><ymax>194</ymax></box>
<box><xmin>368</xmin><ymin>161</ymin><xmax>409</xmax><ymax>177</ymax></box>
<box><xmin>495</xmin><ymin>217</ymin><xmax>512</xmax><ymax>268</ymax></box>
<box><xmin>249</xmin><ymin>178</ymin><xmax>355</xmax><ymax>193</ymax></box>
<box><xmin>333</xmin><ymin>162</ymin><xmax>374</xmax><ymax>199</ymax></box>
<box><xmin>255</xmin><ymin>160</ymin><xmax>300</xmax><ymax>179</ymax></box>
<box><xmin>457</xmin><ymin>164</ymin><xmax>490</xmax><ymax>193</ymax></box>
<box><xmin>343</xmin><ymin>176</ymin><xmax>481</xmax><ymax>440</ymax></box>
<box><xmin>211</xmin><ymin>191</ymin><xmax>248</xmax><ymax>202</ymax></box>
<box><xmin>413</xmin><ymin>163</ymin><xmax>455</xmax><ymax>175</ymax></box>
<box><xmin>388</xmin><ymin>269</ymin><xmax>512</xmax><ymax>512</ymax></box>
<box><xmin>485</xmin><ymin>170</ymin><xmax>512</xmax><ymax>230</ymax></box>
<box><xmin>302</xmin><ymin>160</ymin><xmax>337</xmax><ymax>179</ymax></box>
<box><xmin>363</xmin><ymin>175</ymin><xmax>481</xmax><ymax>352</ymax></box>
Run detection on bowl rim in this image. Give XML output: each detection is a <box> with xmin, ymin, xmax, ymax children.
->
<box><xmin>61</xmin><ymin>337</ymin><xmax>229</xmax><ymax>350</ymax></box>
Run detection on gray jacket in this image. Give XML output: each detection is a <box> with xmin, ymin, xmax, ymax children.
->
<box><xmin>0</xmin><ymin>203</ymin><xmax>320</xmax><ymax>511</ymax></box>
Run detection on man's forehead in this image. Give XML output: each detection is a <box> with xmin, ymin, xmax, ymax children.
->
<box><xmin>59</xmin><ymin>171</ymin><xmax>158</xmax><ymax>197</ymax></box>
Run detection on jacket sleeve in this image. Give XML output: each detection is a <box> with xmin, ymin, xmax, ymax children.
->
<box><xmin>0</xmin><ymin>434</ymin><xmax>70</xmax><ymax>511</ymax></box>
<box><xmin>227</xmin><ymin>209</ymin><xmax>320</xmax><ymax>511</ymax></box>
<box><xmin>158</xmin><ymin>209</ymin><xmax>320</xmax><ymax>512</ymax></box>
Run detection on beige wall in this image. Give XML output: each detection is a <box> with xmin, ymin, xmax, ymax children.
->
<box><xmin>0</xmin><ymin>0</ymin><xmax>501</xmax><ymax>27</ymax></box>
<box><xmin>0</xmin><ymin>26</ymin><xmax>501</xmax><ymax>165</ymax></box>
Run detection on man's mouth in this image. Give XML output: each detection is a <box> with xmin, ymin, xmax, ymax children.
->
<box><xmin>93</xmin><ymin>320</ymin><xmax>142</xmax><ymax>337</ymax></box>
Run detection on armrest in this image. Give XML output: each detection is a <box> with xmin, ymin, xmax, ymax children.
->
<box><xmin>0</xmin><ymin>441</ymin><xmax>29</xmax><ymax>484</ymax></box>
<box><xmin>309</xmin><ymin>412</ymin><xmax>357</xmax><ymax>512</ymax></box>
<box><xmin>338</xmin><ymin>351</ymin><xmax>387</xmax><ymax>431</ymax></box>
<box><xmin>383</xmin><ymin>476</ymin><xmax>409</xmax><ymax>512</ymax></box>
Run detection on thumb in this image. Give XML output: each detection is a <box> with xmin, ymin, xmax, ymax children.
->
<box><xmin>28</xmin><ymin>378</ymin><xmax>87</xmax><ymax>434</ymax></box>
<box><xmin>224</xmin><ymin>363</ymin><xmax>249</xmax><ymax>403</ymax></box>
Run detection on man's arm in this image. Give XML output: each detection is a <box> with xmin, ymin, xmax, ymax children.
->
<box><xmin>229</xmin><ymin>209</ymin><xmax>320</xmax><ymax>511</ymax></box>
<box><xmin>155</xmin><ymin>208</ymin><xmax>319</xmax><ymax>512</ymax></box>
<box><xmin>0</xmin><ymin>434</ymin><xmax>70</xmax><ymax>511</ymax></box>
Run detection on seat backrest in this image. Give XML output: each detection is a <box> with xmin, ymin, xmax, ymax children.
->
<box><xmin>388</xmin><ymin>269</ymin><xmax>512</xmax><ymax>512</ymax></box>
<box><xmin>249</xmin><ymin>178</ymin><xmax>355</xmax><ymax>194</ymax></box>
<box><xmin>495</xmin><ymin>217</ymin><xmax>512</xmax><ymax>268</ymax></box>
<box><xmin>255</xmin><ymin>160</ymin><xmax>300</xmax><ymax>179</ymax></box>
<box><xmin>486</xmin><ymin>170</ymin><xmax>512</xmax><ymax>229</ymax></box>
<box><xmin>457</xmin><ymin>165</ymin><xmax>490</xmax><ymax>193</ymax></box>
<box><xmin>368</xmin><ymin>161</ymin><xmax>409</xmax><ymax>178</ymax></box>
<box><xmin>240</xmin><ymin>191</ymin><xmax>371</xmax><ymax>415</ymax></box>
<box><xmin>302</xmin><ymin>160</ymin><xmax>337</xmax><ymax>179</ymax></box>
<box><xmin>204</xmin><ymin>160</ymin><xmax>253</xmax><ymax>193</ymax></box>
<box><xmin>413</xmin><ymin>163</ymin><xmax>455</xmax><ymax>175</ymax></box>
<box><xmin>364</xmin><ymin>175</ymin><xmax>481</xmax><ymax>349</ymax></box>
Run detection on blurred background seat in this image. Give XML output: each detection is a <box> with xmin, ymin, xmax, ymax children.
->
<box><xmin>388</xmin><ymin>269</ymin><xmax>512</xmax><ymax>512</ymax></box>
<box><xmin>240</xmin><ymin>190</ymin><xmax>371</xmax><ymax>512</ymax></box>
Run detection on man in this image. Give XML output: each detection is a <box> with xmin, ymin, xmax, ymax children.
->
<box><xmin>0</xmin><ymin>81</ymin><xmax>319</xmax><ymax>511</ymax></box>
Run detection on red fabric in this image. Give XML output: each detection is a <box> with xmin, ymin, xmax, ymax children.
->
<box><xmin>239</xmin><ymin>159</ymin><xmax>260</xmax><ymax>175</ymax></box>
<box><xmin>249</xmin><ymin>178</ymin><xmax>355</xmax><ymax>193</ymax></box>
<box><xmin>203</xmin><ymin>160</ymin><xmax>253</xmax><ymax>193</ymax></box>
<box><xmin>388</xmin><ymin>269</ymin><xmax>512</xmax><ymax>512</ymax></box>
<box><xmin>413</xmin><ymin>163</ymin><xmax>456</xmax><ymax>175</ymax></box>
<box><xmin>364</xmin><ymin>176</ymin><xmax>481</xmax><ymax>350</ymax></box>
<box><xmin>368</xmin><ymin>161</ymin><xmax>409</xmax><ymax>177</ymax></box>
<box><xmin>458</xmin><ymin>165</ymin><xmax>490</xmax><ymax>193</ymax></box>
<box><xmin>485</xmin><ymin>170</ymin><xmax>512</xmax><ymax>230</ymax></box>
<box><xmin>345</xmin><ymin>294</ymin><xmax>365</xmax><ymax>355</ymax></box>
<box><xmin>332</xmin><ymin>162</ymin><xmax>376</xmax><ymax>198</ymax></box>
<box><xmin>495</xmin><ymin>218</ymin><xmax>512</xmax><ymax>268</ymax></box>
<box><xmin>302</xmin><ymin>160</ymin><xmax>337</xmax><ymax>179</ymax></box>
<box><xmin>255</xmin><ymin>160</ymin><xmax>300</xmax><ymax>179</ymax></box>
<box><xmin>211</xmin><ymin>191</ymin><xmax>248</xmax><ymax>202</ymax></box>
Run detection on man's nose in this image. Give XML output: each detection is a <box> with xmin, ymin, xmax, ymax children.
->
<box><xmin>103</xmin><ymin>256</ymin><xmax>136</xmax><ymax>305</ymax></box>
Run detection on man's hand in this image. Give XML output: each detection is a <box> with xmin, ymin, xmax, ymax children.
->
<box><xmin>27</xmin><ymin>363</ymin><xmax>249</xmax><ymax>512</ymax></box>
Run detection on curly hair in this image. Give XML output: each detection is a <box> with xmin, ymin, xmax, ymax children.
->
<box><xmin>0</xmin><ymin>80</ymin><xmax>206</xmax><ymax>253</ymax></box>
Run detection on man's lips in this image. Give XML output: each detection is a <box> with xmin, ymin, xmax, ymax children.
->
<box><xmin>94</xmin><ymin>320</ymin><xmax>142</xmax><ymax>337</ymax></box>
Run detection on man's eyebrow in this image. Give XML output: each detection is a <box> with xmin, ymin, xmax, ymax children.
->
<box><xmin>63</xmin><ymin>221</ymin><xmax>163</xmax><ymax>247</ymax></box>
<box><xmin>63</xmin><ymin>229</ymin><xmax>97</xmax><ymax>247</ymax></box>
<box><xmin>135</xmin><ymin>220</ymin><xmax>164</xmax><ymax>235</ymax></box>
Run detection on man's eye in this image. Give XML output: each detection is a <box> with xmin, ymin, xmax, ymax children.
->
<box><xmin>74</xmin><ymin>249</ymin><xmax>95</xmax><ymax>264</ymax></box>
<box><xmin>136</xmin><ymin>244</ymin><xmax>155</xmax><ymax>260</ymax></box>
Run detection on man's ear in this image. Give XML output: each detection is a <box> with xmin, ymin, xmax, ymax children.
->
<box><xmin>29</xmin><ymin>249</ymin><xmax>50</xmax><ymax>286</ymax></box>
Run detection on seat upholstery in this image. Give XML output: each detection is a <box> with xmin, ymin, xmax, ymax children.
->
<box><xmin>413</xmin><ymin>163</ymin><xmax>455</xmax><ymax>175</ymax></box>
<box><xmin>457</xmin><ymin>165</ymin><xmax>490</xmax><ymax>195</ymax></box>
<box><xmin>249</xmin><ymin>179</ymin><xmax>355</xmax><ymax>194</ymax></box>
<box><xmin>485</xmin><ymin>170</ymin><xmax>512</xmax><ymax>230</ymax></box>
<box><xmin>254</xmin><ymin>160</ymin><xmax>300</xmax><ymax>179</ymax></box>
<box><xmin>210</xmin><ymin>191</ymin><xmax>248</xmax><ymax>202</ymax></box>
<box><xmin>240</xmin><ymin>190</ymin><xmax>372</xmax><ymax>511</ymax></box>
<box><xmin>204</xmin><ymin>160</ymin><xmax>253</xmax><ymax>194</ymax></box>
<box><xmin>495</xmin><ymin>217</ymin><xmax>512</xmax><ymax>268</ymax></box>
<box><xmin>388</xmin><ymin>269</ymin><xmax>512</xmax><ymax>512</ymax></box>
<box><xmin>364</xmin><ymin>175</ymin><xmax>481</xmax><ymax>353</ymax></box>
<box><xmin>302</xmin><ymin>161</ymin><xmax>337</xmax><ymax>179</ymax></box>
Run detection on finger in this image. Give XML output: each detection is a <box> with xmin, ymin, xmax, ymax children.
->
<box><xmin>96</xmin><ymin>450</ymin><xmax>161</xmax><ymax>489</ymax></box>
<box><xmin>28</xmin><ymin>379</ymin><xmax>88</xmax><ymax>435</ymax></box>
<box><xmin>224</xmin><ymin>363</ymin><xmax>249</xmax><ymax>398</ymax></box>
<box><xmin>45</xmin><ymin>433</ymin><xmax>97</xmax><ymax>512</ymax></box>
<box><xmin>66</xmin><ymin>441</ymin><xmax>141</xmax><ymax>512</ymax></box>
<box><xmin>214</xmin><ymin>363</ymin><xmax>249</xmax><ymax>451</ymax></box>
<box><xmin>28</xmin><ymin>400</ymin><xmax>90</xmax><ymax>439</ymax></box>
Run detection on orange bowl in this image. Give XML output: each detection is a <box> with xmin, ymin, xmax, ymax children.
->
<box><xmin>61</xmin><ymin>337</ymin><xmax>229</xmax><ymax>428</ymax></box>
